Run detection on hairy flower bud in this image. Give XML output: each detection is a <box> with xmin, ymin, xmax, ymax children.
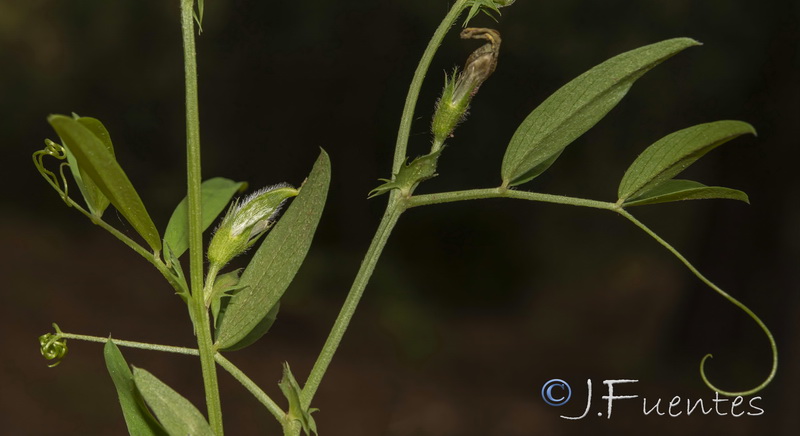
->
<box><xmin>431</xmin><ymin>68</ymin><xmax>471</xmax><ymax>144</ymax></box>
<box><xmin>207</xmin><ymin>184</ymin><xmax>298</xmax><ymax>268</ymax></box>
<box><xmin>431</xmin><ymin>28</ymin><xmax>501</xmax><ymax>145</ymax></box>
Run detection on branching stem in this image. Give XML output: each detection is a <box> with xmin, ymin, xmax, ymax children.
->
<box><xmin>299</xmin><ymin>0</ymin><xmax>473</xmax><ymax>413</ymax></box>
<box><xmin>390</xmin><ymin>0</ymin><xmax>470</xmax><ymax>205</ymax></box>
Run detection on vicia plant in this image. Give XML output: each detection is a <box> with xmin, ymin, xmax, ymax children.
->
<box><xmin>33</xmin><ymin>1</ymin><xmax>775</xmax><ymax>435</ymax></box>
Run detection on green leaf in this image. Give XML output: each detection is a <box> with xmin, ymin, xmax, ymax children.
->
<box><xmin>368</xmin><ymin>150</ymin><xmax>441</xmax><ymax>198</ymax></box>
<box><xmin>279</xmin><ymin>363</ymin><xmax>318</xmax><ymax>436</ymax></box>
<box><xmin>617</xmin><ymin>120</ymin><xmax>756</xmax><ymax>202</ymax></box>
<box><xmin>622</xmin><ymin>179</ymin><xmax>749</xmax><ymax>207</ymax></box>
<box><xmin>164</xmin><ymin>177</ymin><xmax>247</xmax><ymax>259</ymax></box>
<box><xmin>163</xmin><ymin>243</ymin><xmax>190</xmax><ymax>300</ymax></box>
<box><xmin>133</xmin><ymin>367</ymin><xmax>215</xmax><ymax>436</ymax></box>
<box><xmin>207</xmin><ymin>267</ymin><xmax>279</xmax><ymax>352</ymax></box>
<box><xmin>209</xmin><ymin>269</ymin><xmax>245</xmax><ymax>328</ymax></box>
<box><xmin>215</xmin><ymin>150</ymin><xmax>330</xmax><ymax>350</ymax></box>
<box><xmin>508</xmin><ymin>149</ymin><xmax>563</xmax><ymax>185</ymax></box>
<box><xmin>463</xmin><ymin>0</ymin><xmax>514</xmax><ymax>26</ymax></box>
<box><xmin>103</xmin><ymin>340</ymin><xmax>167</xmax><ymax>436</ymax></box>
<box><xmin>217</xmin><ymin>302</ymin><xmax>280</xmax><ymax>351</ymax></box>
<box><xmin>501</xmin><ymin>37</ymin><xmax>700</xmax><ymax>187</ymax></box>
<box><xmin>48</xmin><ymin>115</ymin><xmax>162</xmax><ymax>252</ymax></box>
<box><xmin>62</xmin><ymin>117</ymin><xmax>115</xmax><ymax>217</ymax></box>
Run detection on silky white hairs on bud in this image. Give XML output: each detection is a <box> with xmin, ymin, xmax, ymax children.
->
<box><xmin>227</xmin><ymin>182</ymin><xmax>293</xmax><ymax>237</ymax></box>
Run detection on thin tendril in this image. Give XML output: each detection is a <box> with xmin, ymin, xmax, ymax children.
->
<box><xmin>619</xmin><ymin>209</ymin><xmax>777</xmax><ymax>396</ymax></box>
<box><xmin>406</xmin><ymin>186</ymin><xmax>776</xmax><ymax>396</ymax></box>
<box><xmin>33</xmin><ymin>139</ymin><xmax>69</xmax><ymax>195</ymax></box>
<box><xmin>58</xmin><ymin>162</ymin><xmax>71</xmax><ymax>204</ymax></box>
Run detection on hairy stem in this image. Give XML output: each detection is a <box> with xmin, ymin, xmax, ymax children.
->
<box><xmin>215</xmin><ymin>354</ymin><xmax>286</xmax><ymax>422</ymax></box>
<box><xmin>408</xmin><ymin>187</ymin><xmax>618</xmax><ymax>211</ymax></box>
<box><xmin>180</xmin><ymin>0</ymin><xmax>223</xmax><ymax>433</ymax></box>
<box><xmin>391</xmin><ymin>0</ymin><xmax>470</xmax><ymax>202</ymax></box>
<box><xmin>298</xmin><ymin>2</ymin><xmax>473</xmax><ymax>409</ymax></box>
<box><xmin>300</xmin><ymin>205</ymin><xmax>405</xmax><ymax>408</ymax></box>
<box><xmin>59</xmin><ymin>332</ymin><xmax>199</xmax><ymax>355</ymax></box>
<box><xmin>203</xmin><ymin>263</ymin><xmax>221</xmax><ymax>308</ymax></box>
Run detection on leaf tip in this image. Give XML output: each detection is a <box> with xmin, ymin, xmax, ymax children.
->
<box><xmin>46</xmin><ymin>114</ymin><xmax>69</xmax><ymax>126</ymax></box>
<box><xmin>723</xmin><ymin>120</ymin><xmax>757</xmax><ymax>139</ymax></box>
<box><xmin>666</xmin><ymin>37</ymin><xmax>702</xmax><ymax>49</ymax></box>
<box><xmin>686</xmin><ymin>37</ymin><xmax>703</xmax><ymax>47</ymax></box>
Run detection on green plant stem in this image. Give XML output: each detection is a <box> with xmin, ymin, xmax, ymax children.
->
<box><xmin>430</xmin><ymin>137</ymin><xmax>446</xmax><ymax>154</ymax></box>
<box><xmin>408</xmin><ymin>187</ymin><xmax>618</xmax><ymax>211</ymax></box>
<box><xmin>281</xmin><ymin>420</ymin><xmax>302</xmax><ymax>436</ymax></box>
<box><xmin>298</xmin><ymin>2</ymin><xmax>492</xmax><ymax>411</ymax></box>
<box><xmin>214</xmin><ymin>354</ymin><xmax>286</xmax><ymax>422</ymax></box>
<box><xmin>33</xmin><ymin>169</ymin><xmax>188</xmax><ymax>295</ymax></box>
<box><xmin>300</xmin><ymin>205</ymin><xmax>405</xmax><ymax>409</ymax></box>
<box><xmin>617</xmin><ymin>209</ymin><xmax>778</xmax><ymax>396</ymax></box>
<box><xmin>54</xmin><ymin>331</ymin><xmax>286</xmax><ymax>421</ymax></box>
<box><xmin>391</xmin><ymin>0</ymin><xmax>470</xmax><ymax>198</ymax></box>
<box><xmin>296</xmin><ymin>0</ymin><xmax>469</xmax><ymax>418</ymax></box>
<box><xmin>203</xmin><ymin>263</ymin><xmax>221</xmax><ymax>307</ymax></box>
<box><xmin>59</xmin><ymin>332</ymin><xmax>199</xmax><ymax>355</ymax></box>
<box><xmin>180</xmin><ymin>0</ymin><xmax>223</xmax><ymax>433</ymax></box>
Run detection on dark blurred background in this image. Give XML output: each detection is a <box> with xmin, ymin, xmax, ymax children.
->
<box><xmin>1</xmin><ymin>0</ymin><xmax>798</xmax><ymax>434</ymax></box>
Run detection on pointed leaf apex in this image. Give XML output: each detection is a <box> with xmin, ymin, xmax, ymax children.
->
<box><xmin>501</xmin><ymin>37</ymin><xmax>701</xmax><ymax>186</ymax></box>
<box><xmin>617</xmin><ymin>120</ymin><xmax>756</xmax><ymax>202</ymax></box>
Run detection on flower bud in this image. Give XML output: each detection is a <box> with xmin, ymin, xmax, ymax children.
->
<box><xmin>207</xmin><ymin>184</ymin><xmax>298</xmax><ymax>268</ymax></box>
<box><xmin>431</xmin><ymin>68</ymin><xmax>471</xmax><ymax>144</ymax></box>
<box><xmin>431</xmin><ymin>28</ymin><xmax>501</xmax><ymax>145</ymax></box>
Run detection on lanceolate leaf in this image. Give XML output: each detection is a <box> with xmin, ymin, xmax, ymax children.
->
<box><xmin>210</xmin><ymin>268</ymin><xmax>245</xmax><ymax>329</ymax></box>
<box><xmin>133</xmin><ymin>367</ymin><xmax>214</xmax><ymax>436</ymax></box>
<box><xmin>164</xmin><ymin>177</ymin><xmax>247</xmax><ymax>259</ymax></box>
<box><xmin>621</xmin><ymin>179</ymin><xmax>749</xmax><ymax>207</ymax></box>
<box><xmin>103</xmin><ymin>340</ymin><xmax>167</xmax><ymax>436</ymax></box>
<box><xmin>220</xmin><ymin>302</ymin><xmax>280</xmax><ymax>351</ymax></box>
<box><xmin>215</xmin><ymin>150</ymin><xmax>330</xmax><ymax>350</ymax></box>
<box><xmin>63</xmin><ymin>117</ymin><xmax>115</xmax><ymax>217</ymax></box>
<box><xmin>77</xmin><ymin>117</ymin><xmax>115</xmax><ymax>152</ymax></box>
<box><xmin>501</xmin><ymin>37</ymin><xmax>700</xmax><ymax>187</ymax></box>
<box><xmin>617</xmin><ymin>120</ymin><xmax>756</xmax><ymax>202</ymax></box>
<box><xmin>49</xmin><ymin>115</ymin><xmax>162</xmax><ymax>252</ymax></box>
<box><xmin>163</xmin><ymin>244</ymin><xmax>190</xmax><ymax>300</ymax></box>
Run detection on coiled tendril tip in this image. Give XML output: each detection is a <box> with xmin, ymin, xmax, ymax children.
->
<box><xmin>39</xmin><ymin>323</ymin><xmax>68</xmax><ymax>368</ymax></box>
<box><xmin>699</xmin><ymin>319</ymin><xmax>778</xmax><ymax>397</ymax></box>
